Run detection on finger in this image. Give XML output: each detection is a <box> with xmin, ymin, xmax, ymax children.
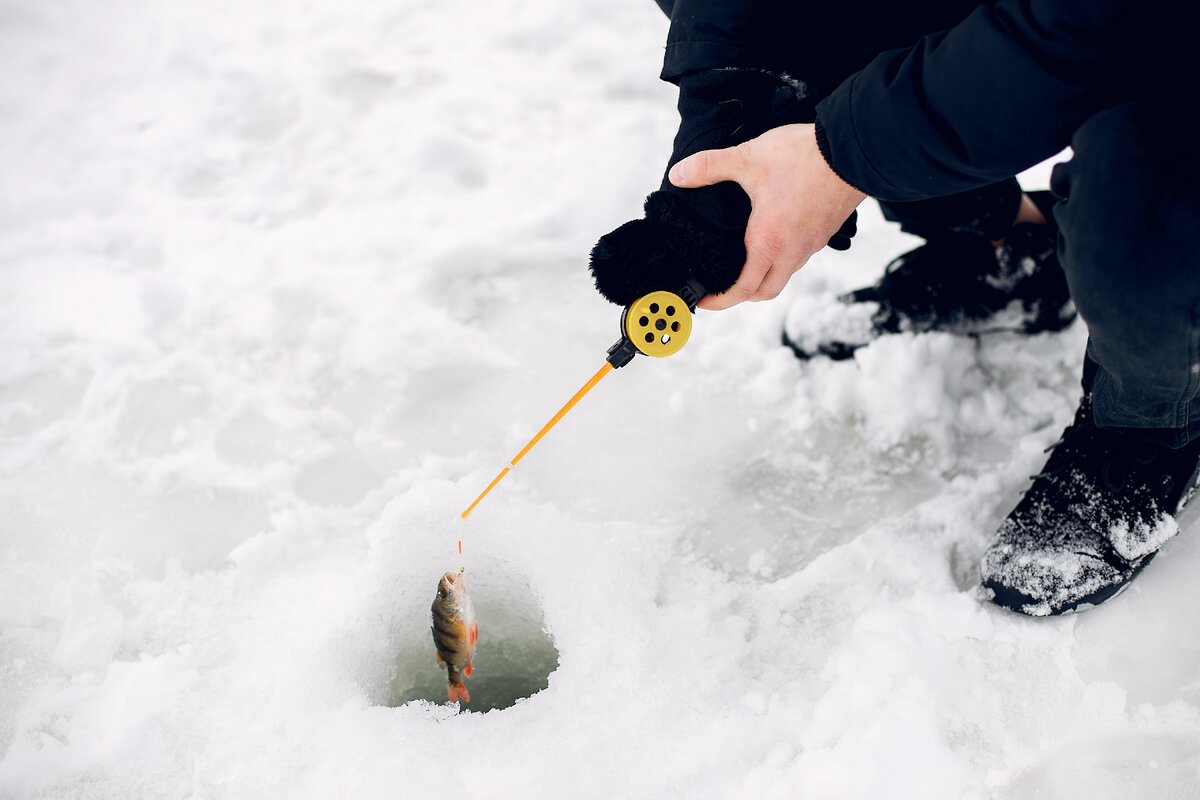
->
<box><xmin>668</xmin><ymin>143</ymin><xmax>752</xmax><ymax>189</ymax></box>
<box><xmin>745</xmin><ymin>222</ymin><xmax>812</xmax><ymax>302</ymax></box>
<box><xmin>752</xmin><ymin>259</ymin><xmax>803</xmax><ymax>302</ymax></box>
<box><xmin>697</xmin><ymin>219</ymin><xmax>780</xmax><ymax>311</ymax></box>
<box><xmin>714</xmin><ymin>210</ymin><xmax>813</xmax><ymax>308</ymax></box>
<box><xmin>700</xmin><ymin>263</ymin><xmax>763</xmax><ymax>311</ymax></box>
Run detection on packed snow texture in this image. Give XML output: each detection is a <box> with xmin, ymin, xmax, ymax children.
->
<box><xmin>2</xmin><ymin>0</ymin><xmax>1200</xmax><ymax>798</ymax></box>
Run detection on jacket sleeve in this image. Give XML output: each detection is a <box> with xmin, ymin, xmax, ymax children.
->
<box><xmin>814</xmin><ymin>0</ymin><xmax>1127</xmax><ymax>202</ymax></box>
<box><xmin>660</xmin><ymin>0</ymin><xmax>779</xmax><ymax>82</ymax></box>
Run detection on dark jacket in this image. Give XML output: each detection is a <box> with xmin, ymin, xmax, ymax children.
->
<box><xmin>662</xmin><ymin>0</ymin><xmax>1173</xmax><ymax>202</ymax></box>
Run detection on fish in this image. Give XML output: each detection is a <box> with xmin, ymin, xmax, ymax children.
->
<box><xmin>430</xmin><ymin>569</ymin><xmax>478</xmax><ymax>703</ymax></box>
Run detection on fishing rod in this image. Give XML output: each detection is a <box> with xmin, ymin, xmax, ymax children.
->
<box><xmin>458</xmin><ymin>279</ymin><xmax>706</xmax><ymax>527</ymax></box>
<box><xmin>439</xmin><ymin>280</ymin><xmax>706</xmax><ymax>705</ymax></box>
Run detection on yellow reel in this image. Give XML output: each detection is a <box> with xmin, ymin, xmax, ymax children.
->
<box><xmin>623</xmin><ymin>290</ymin><xmax>692</xmax><ymax>357</ymax></box>
<box><xmin>605</xmin><ymin>281</ymin><xmax>704</xmax><ymax>368</ymax></box>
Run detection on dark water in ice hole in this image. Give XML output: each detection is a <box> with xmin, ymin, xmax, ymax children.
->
<box><xmin>379</xmin><ymin>570</ymin><xmax>560</xmax><ymax>713</ymax></box>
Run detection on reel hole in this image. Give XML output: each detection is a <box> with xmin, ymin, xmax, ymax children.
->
<box><xmin>661</xmin><ymin>334</ymin><xmax>671</xmax><ymax>345</ymax></box>
<box><xmin>655</xmin><ymin>319</ymin><xmax>667</xmax><ymax>331</ymax></box>
<box><xmin>644</xmin><ymin>332</ymin><xmax>655</xmax><ymax>344</ymax></box>
<box><xmin>671</xmin><ymin>321</ymin><xmax>680</xmax><ymax>332</ymax></box>
<box><xmin>666</xmin><ymin>306</ymin><xmax>676</xmax><ymax>316</ymax></box>
<box><xmin>649</xmin><ymin>303</ymin><xmax>660</xmax><ymax>313</ymax></box>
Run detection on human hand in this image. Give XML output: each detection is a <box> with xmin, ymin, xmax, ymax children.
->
<box><xmin>668</xmin><ymin>123</ymin><xmax>866</xmax><ymax>311</ymax></box>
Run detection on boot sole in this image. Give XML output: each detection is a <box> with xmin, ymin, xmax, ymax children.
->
<box><xmin>983</xmin><ymin>553</ymin><xmax>1156</xmax><ymax>617</ymax></box>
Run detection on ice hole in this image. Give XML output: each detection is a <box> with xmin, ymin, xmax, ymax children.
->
<box><xmin>375</xmin><ymin>569</ymin><xmax>559</xmax><ymax>713</ymax></box>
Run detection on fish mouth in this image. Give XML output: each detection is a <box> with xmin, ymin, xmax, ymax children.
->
<box><xmin>438</xmin><ymin>571</ymin><xmax>459</xmax><ymax>595</ymax></box>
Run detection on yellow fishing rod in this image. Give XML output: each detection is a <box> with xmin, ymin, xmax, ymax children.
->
<box><xmin>459</xmin><ymin>280</ymin><xmax>705</xmax><ymax>523</ymax></box>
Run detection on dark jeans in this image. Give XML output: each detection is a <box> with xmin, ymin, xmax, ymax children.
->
<box><xmin>651</xmin><ymin>0</ymin><xmax>1200</xmax><ymax>446</ymax></box>
<box><xmin>1058</xmin><ymin>106</ymin><xmax>1200</xmax><ymax>447</ymax></box>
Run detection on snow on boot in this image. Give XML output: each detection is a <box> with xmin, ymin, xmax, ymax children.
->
<box><xmin>782</xmin><ymin>196</ymin><xmax>1074</xmax><ymax>361</ymax></box>
<box><xmin>981</xmin><ymin>395</ymin><xmax>1200</xmax><ymax>616</ymax></box>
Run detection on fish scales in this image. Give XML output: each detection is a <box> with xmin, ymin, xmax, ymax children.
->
<box><xmin>430</xmin><ymin>570</ymin><xmax>478</xmax><ymax>703</ymax></box>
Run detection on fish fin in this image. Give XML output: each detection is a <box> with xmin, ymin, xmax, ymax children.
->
<box><xmin>447</xmin><ymin>682</ymin><xmax>470</xmax><ymax>704</ymax></box>
<box><xmin>469</xmin><ymin>621</ymin><xmax>478</xmax><ymax>646</ymax></box>
<box><xmin>464</xmin><ymin>661</ymin><xmax>473</xmax><ymax>678</ymax></box>
<box><xmin>435</xmin><ymin>652</ymin><xmax>444</xmax><ymax>667</ymax></box>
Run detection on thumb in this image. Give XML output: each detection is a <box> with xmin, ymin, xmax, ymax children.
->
<box><xmin>668</xmin><ymin>144</ymin><xmax>750</xmax><ymax>188</ymax></box>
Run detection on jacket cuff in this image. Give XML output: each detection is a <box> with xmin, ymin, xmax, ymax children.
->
<box><xmin>814</xmin><ymin>77</ymin><xmax>914</xmax><ymax>202</ymax></box>
<box><xmin>661</xmin><ymin>41</ymin><xmax>760</xmax><ymax>83</ymax></box>
<box><xmin>812</xmin><ymin>117</ymin><xmax>851</xmax><ymax>187</ymax></box>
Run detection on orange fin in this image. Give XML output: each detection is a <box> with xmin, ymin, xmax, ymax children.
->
<box><xmin>447</xmin><ymin>682</ymin><xmax>470</xmax><ymax>704</ymax></box>
<box><xmin>469</xmin><ymin>622</ymin><xmax>478</xmax><ymax>646</ymax></box>
<box><xmin>464</xmin><ymin>661</ymin><xmax>473</xmax><ymax>678</ymax></box>
<box><xmin>435</xmin><ymin>652</ymin><xmax>444</xmax><ymax>668</ymax></box>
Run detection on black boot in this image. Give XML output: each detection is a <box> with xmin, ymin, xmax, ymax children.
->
<box><xmin>981</xmin><ymin>393</ymin><xmax>1200</xmax><ymax>616</ymax></box>
<box><xmin>782</xmin><ymin>192</ymin><xmax>1074</xmax><ymax>360</ymax></box>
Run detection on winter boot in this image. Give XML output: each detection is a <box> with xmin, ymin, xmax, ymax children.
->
<box><xmin>782</xmin><ymin>192</ymin><xmax>1074</xmax><ymax>360</ymax></box>
<box><xmin>981</xmin><ymin>393</ymin><xmax>1200</xmax><ymax>616</ymax></box>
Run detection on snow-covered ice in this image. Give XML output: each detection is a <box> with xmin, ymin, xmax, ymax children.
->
<box><xmin>2</xmin><ymin>0</ymin><xmax>1199</xmax><ymax>798</ymax></box>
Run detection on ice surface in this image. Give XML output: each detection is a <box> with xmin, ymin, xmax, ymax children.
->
<box><xmin>2</xmin><ymin>0</ymin><xmax>1199</xmax><ymax>798</ymax></box>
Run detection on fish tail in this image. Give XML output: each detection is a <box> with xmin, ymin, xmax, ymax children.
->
<box><xmin>447</xmin><ymin>680</ymin><xmax>470</xmax><ymax>704</ymax></box>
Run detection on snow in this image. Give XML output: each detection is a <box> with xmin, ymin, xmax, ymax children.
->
<box><xmin>2</xmin><ymin>0</ymin><xmax>1199</xmax><ymax>798</ymax></box>
<box><xmin>1109</xmin><ymin>509</ymin><xmax>1180</xmax><ymax>563</ymax></box>
<box><xmin>782</xmin><ymin>289</ymin><xmax>878</xmax><ymax>354</ymax></box>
